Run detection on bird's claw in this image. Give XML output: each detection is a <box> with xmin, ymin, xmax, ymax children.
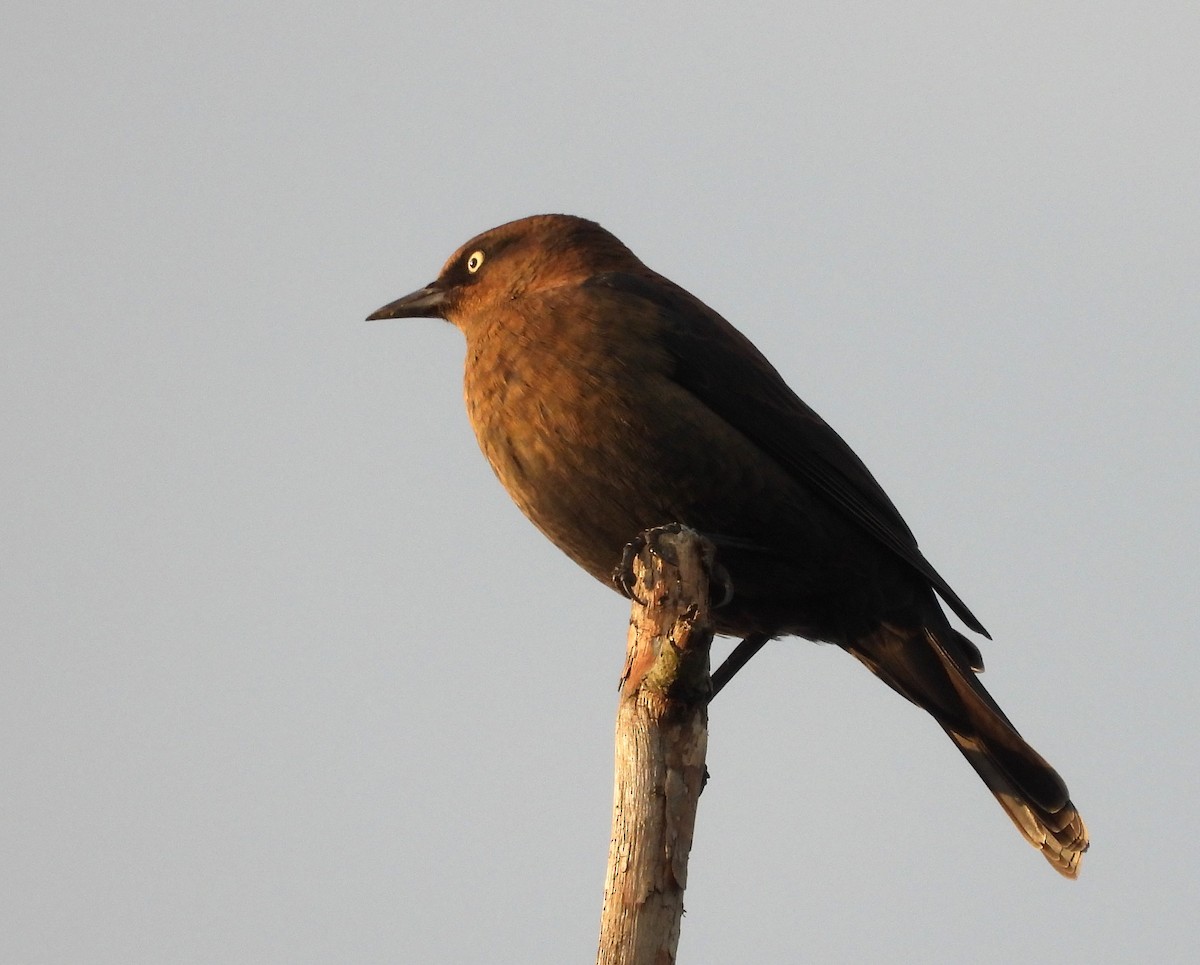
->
<box><xmin>709</xmin><ymin>560</ymin><xmax>735</xmax><ymax>609</ymax></box>
<box><xmin>612</xmin><ymin>541</ymin><xmax>643</xmax><ymax>602</ymax></box>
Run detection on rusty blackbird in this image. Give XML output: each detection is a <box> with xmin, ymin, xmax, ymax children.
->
<box><xmin>368</xmin><ymin>214</ymin><xmax>1088</xmax><ymax>877</ymax></box>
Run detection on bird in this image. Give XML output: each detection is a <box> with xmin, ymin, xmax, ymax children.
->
<box><xmin>367</xmin><ymin>213</ymin><xmax>1088</xmax><ymax>877</ymax></box>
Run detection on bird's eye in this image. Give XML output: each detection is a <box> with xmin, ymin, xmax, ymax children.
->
<box><xmin>466</xmin><ymin>250</ymin><xmax>485</xmax><ymax>273</ymax></box>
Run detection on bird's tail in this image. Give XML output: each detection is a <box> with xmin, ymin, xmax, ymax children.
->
<box><xmin>846</xmin><ymin>623</ymin><xmax>1088</xmax><ymax>878</ymax></box>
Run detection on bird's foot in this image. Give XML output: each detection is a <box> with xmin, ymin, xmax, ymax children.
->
<box><xmin>613</xmin><ymin>524</ymin><xmax>681</xmax><ymax>603</ymax></box>
<box><xmin>612</xmin><ymin>523</ymin><xmax>734</xmax><ymax>608</ymax></box>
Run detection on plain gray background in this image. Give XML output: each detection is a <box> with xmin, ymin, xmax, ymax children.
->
<box><xmin>4</xmin><ymin>2</ymin><xmax>1197</xmax><ymax>962</ymax></box>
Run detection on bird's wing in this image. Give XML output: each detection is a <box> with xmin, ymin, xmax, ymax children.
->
<box><xmin>585</xmin><ymin>271</ymin><xmax>988</xmax><ymax>637</ymax></box>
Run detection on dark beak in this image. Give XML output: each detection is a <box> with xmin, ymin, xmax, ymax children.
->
<box><xmin>366</xmin><ymin>283</ymin><xmax>447</xmax><ymax>320</ymax></box>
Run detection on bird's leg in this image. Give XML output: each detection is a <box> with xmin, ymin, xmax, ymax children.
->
<box><xmin>710</xmin><ymin>632</ymin><xmax>770</xmax><ymax>698</ymax></box>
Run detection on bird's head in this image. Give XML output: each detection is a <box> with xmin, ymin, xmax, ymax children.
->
<box><xmin>366</xmin><ymin>214</ymin><xmax>640</xmax><ymax>330</ymax></box>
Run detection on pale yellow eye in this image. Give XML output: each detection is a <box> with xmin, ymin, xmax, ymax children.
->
<box><xmin>466</xmin><ymin>250</ymin><xmax>485</xmax><ymax>273</ymax></box>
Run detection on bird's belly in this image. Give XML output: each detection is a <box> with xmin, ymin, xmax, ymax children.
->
<box><xmin>466</xmin><ymin>370</ymin><xmax>907</xmax><ymax>639</ymax></box>
<box><xmin>469</xmin><ymin>388</ymin><xmax>680</xmax><ymax>581</ymax></box>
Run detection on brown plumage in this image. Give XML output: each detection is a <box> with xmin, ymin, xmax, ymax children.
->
<box><xmin>368</xmin><ymin>213</ymin><xmax>1088</xmax><ymax>877</ymax></box>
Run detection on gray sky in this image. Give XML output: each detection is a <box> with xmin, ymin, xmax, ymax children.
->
<box><xmin>4</xmin><ymin>2</ymin><xmax>1198</xmax><ymax>962</ymax></box>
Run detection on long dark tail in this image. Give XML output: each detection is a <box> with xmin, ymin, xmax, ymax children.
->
<box><xmin>846</xmin><ymin>623</ymin><xmax>1089</xmax><ymax>878</ymax></box>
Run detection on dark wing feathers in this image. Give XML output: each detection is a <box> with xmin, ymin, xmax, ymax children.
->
<box><xmin>586</xmin><ymin>271</ymin><xmax>989</xmax><ymax>638</ymax></box>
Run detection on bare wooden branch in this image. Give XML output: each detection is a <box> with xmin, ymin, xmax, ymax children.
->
<box><xmin>597</xmin><ymin>526</ymin><xmax>716</xmax><ymax>965</ymax></box>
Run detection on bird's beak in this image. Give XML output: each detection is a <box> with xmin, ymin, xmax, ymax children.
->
<box><xmin>366</xmin><ymin>283</ymin><xmax>447</xmax><ymax>320</ymax></box>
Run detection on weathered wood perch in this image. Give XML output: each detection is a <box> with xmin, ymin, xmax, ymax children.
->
<box><xmin>596</xmin><ymin>526</ymin><xmax>716</xmax><ymax>965</ymax></box>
